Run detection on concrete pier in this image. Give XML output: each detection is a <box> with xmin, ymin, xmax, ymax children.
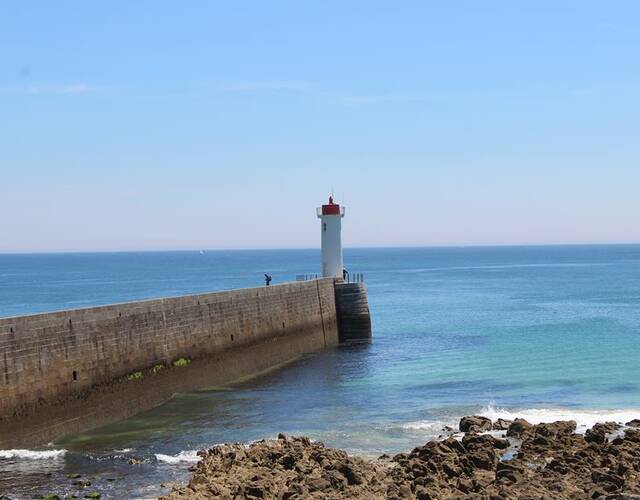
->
<box><xmin>0</xmin><ymin>278</ymin><xmax>371</xmax><ymax>448</ymax></box>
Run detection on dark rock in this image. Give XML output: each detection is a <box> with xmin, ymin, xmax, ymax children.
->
<box><xmin>627</xmin><ymin>428</ymin><xmax>640</xmax><ymax>441</ymax></box>
<box><xmin>585</xmin><ymin>422</ymin><xmax>620</xmax><ymax>444</ymax></box>
<box><xmin>456</xmin><ymin>477</ymin><xmax>473</xmax><ymax>493</ymax></box>
<box><xmin>462</xmin><ymin>433</ymin><xmax>509</xmax><ymax>450</ymax></box>
<box><xmin>460</xmin><ymin>415</ymin><xmax>492</xmax><ymax>433</ymax></box>
<box><xmin>506</xmin><ymin>418</ymin><xmax>533</xmax><ymax>437</ymax></box>
<box><xmin>307</xmin><ymin>477</ymin><xmax>331</xmax><ymax>492</ymax></box>
<box><xmin>280</xmin><ymin>454</ymin><xmax>295</xmax><ymax>469</ymax></box>
<box><xmin>397</xmin><ymin>483</ymin><xmax>413</xmax><ymax>497</ymax></box>
<box><xmin>468</xmin><ymin>449</ymin><xmax>498</xmax><ymax>470</ymax></box>
<box><xmin>338</xmin><ymin>463</ymin><xmax>363</xmax><ymax>485</ymax></box>
<box><xmin>496</xmin><ymin>461</ymin><xmax>523</xmax><ymax>483</ymax></box>
<box><xmin>534</xmin><ymin>420</ymin><xmax>576</xmax><ymax>439</ymax></box>
<box><xmin>245</xmin><ymin>484</ymin><xmax>264</xmax><ymax>498</ymax></box>
<box><xmin>441</xmin><ymin>437</ymin><xmax>466</xmax><ymax>454</ymax></box>
<box><xmin>492</xmin><ymin>418</ymin><xmax>513</xmax><ymax>431</ymax></box>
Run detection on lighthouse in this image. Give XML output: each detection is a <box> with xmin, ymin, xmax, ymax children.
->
<box><xmin>317</xmin><ymin>196</ymin><xmax>345</xmax><ymax>278</ymax></box>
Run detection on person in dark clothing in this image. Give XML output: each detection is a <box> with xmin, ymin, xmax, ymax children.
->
<box><xmin>264</xmin><ymin>273</ymin><xmax>272</xmax><ymax>286</ymax></box>
<box><xmin>342</xmin><ymin>268</ymin><xmax>349</xmax><ymax>282</ymax></box>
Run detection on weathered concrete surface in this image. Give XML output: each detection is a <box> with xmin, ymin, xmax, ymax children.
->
<box><xmin>0</xmin><ymin>279</ymin><xmax>339</xmax><ymax>448</ymax></box>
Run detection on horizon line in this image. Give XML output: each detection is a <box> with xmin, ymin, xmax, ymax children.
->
<box><xmin>2</xmin><ymin>241</ymin><xmax>640</xmax><ymax>256</ymax></box>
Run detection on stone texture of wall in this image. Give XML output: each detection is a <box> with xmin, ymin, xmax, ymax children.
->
<box><xmin>0</xmin><ymin>278</ymin><xmax>339</xmax><ymax>447</ymax></box>
<box><xmin>335</xmin><ymin>283</ymin><xmax>372</xmax><ymax>344</ymax></box>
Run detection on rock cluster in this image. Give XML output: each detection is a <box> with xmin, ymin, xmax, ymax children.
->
<box><xmin>163</xmin><ymin>434</ymin><xmax>394</xmax><ymax>499</ymax></box>
<box><xmin>163</xmin><ymin>417</ymin><xmax>640</xmax><ymax>499</ymax></box>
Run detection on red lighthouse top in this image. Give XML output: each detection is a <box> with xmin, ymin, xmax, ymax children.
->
<box><xmin>321</xmin><ymin>196</ymin><xmax>341</xmax><ymax>215</ymax></box>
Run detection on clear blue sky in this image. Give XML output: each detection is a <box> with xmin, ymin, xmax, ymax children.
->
<box><xmin>1</xmin><ymin>1</ymin><xmax>638</xmax><ymax>252</ymax></box>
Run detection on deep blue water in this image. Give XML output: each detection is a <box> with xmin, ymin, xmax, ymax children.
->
<box><xmin>1</xmin><ymin>245</ymin><xmax>640</xmax><ymax>498</ymax></box>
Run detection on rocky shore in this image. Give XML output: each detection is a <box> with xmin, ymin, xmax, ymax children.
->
<box><xmin>162</xmin><ymin>416</ymin><xmax>640</xmax><ymax>499</ymax></box>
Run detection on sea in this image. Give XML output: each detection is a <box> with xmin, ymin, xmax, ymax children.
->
<box><xmin>1</xmin><ymin>245</ymin><xmax>640</xmax><ymax>498</ymax></box>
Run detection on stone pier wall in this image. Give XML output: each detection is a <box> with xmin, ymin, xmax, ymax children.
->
<box><xmin>335</xmin><ymin>282</ymin><xmax>372</xmax><ymax>344</ymax></box>
<box><xmin>0</xmin><ymin>279</ymin><xmax>340</xmax><ymax>448</ymax></box>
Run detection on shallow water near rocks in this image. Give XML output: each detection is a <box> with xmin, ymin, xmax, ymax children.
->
<box><xmin>1</xmin><ymin>245</ymin><xmax>640</xmax><ymax>498</ymax></box>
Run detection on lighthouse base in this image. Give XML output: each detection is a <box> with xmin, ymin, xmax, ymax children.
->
<box><xmin>334</xmin><ymin>282</ymin><xmax>372</xmax><ymax>344</ymax></box>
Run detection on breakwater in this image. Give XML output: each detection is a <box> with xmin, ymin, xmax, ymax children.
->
<box><xmin>0</xmin><ymin>278</ymin><xmax>371</xmax><ymax>448</ymax></box>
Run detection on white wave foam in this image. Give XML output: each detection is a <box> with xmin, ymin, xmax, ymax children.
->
<box><xmin>394</xmin><ymin>406</ymin><xmax>640</xmax><ymax>439</ymax></box>
<box><xmin>399</xmin><ymin>420</ymin><xmax>455</xmax><ymax>432</ymax></box>
<box><xmin>155</xmin><ymin>450</ymin><xmax>201</xmax><ymax>464</ymax></box>
<box><xmin>479</xmin><ymin>405</ymin><xmax>640</xmax><ymax>432</ymax></box>
<box><xmin>0</xmin><ymin>449</ymin><xmax>66</xmax><ymax>460</ymax></box>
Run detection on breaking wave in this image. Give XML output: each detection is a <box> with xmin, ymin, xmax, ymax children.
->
<box><xmin>155</xmin><ymin>450</ymin><xmax>201</xmax><ymax>464</ymax></box>
<box><xmin>0</xmin><ymin>449</ymin><xmax>67</xmax><ymax>460</ymax></box>
<box><xmin>398</xmin><ymin>420</ymin><xmax>457</xmax><ymax>432</ymax></box>
<box><xmin>479</xmin><ymin>405</ymin><xmax>640</xmax><ymax>432</ymax></box>
<box><xmin>394</xmin><ymin>405</ymin><xmax>640</xmax><ymax>438</ymax></box>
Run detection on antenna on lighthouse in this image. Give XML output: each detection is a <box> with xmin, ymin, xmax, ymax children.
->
<box><xmin>317</xmin><ymin>195</ymin><xmax>345</xmax><ymax>278</ymax></box>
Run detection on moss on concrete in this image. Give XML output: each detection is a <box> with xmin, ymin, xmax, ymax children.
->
<box><xmin>172</xmin><ymin>358</ymin><xmax>191</xmax><ymax>368</ymax></box>
<box><xmin>126</xmin><ymin>371</ymin><xmax>143</xmax><ymax>381</ymax></box>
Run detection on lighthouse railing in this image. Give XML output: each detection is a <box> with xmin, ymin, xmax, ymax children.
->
<box><xmin>295</xmin><ymin>272</ymin><xmax>364</xmax><ymax>283</ymax></box>
<box><xmin>348</xmin><ymin>273</ymin><xmax>365</xmax><ymax>283</ymax></box>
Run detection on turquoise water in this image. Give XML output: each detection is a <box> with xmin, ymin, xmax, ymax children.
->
<box><xmin>1</xmin><ymin>245</ymin><xmax>640</xmax><ymax>498</ymax></box>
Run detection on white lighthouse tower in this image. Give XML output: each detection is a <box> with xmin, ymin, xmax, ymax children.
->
<box><xmin>317</xmin><ymin>196</ymin><xmax>345</xmax><ymax>278</ymax></box>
